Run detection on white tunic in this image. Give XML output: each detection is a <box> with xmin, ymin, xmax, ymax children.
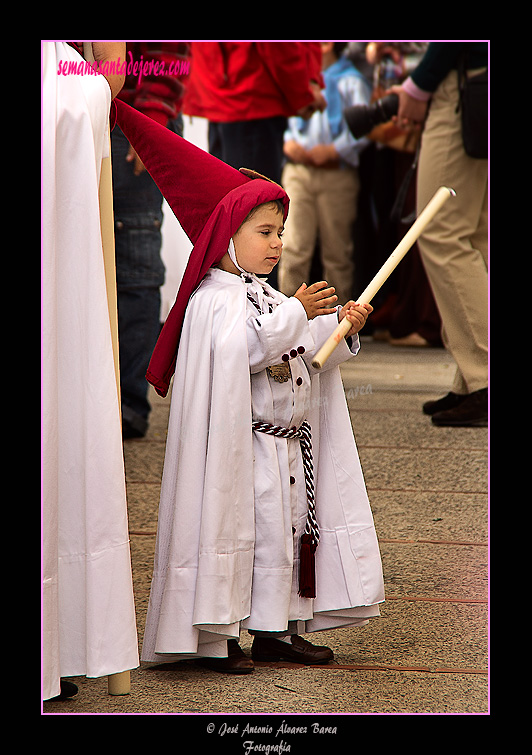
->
<box><xmin>141</xmin><ymin>268</ymin><xmax>384</xmax><ymax>662</ymax></box>
<box><xmin>42</xmin><ymin>42</ymin><xmax>139</xmax><ymax>698</ymax></box>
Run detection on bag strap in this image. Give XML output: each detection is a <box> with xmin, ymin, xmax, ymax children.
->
<box><xmin>390</xmin><ymin>139</ymin><xmax>421</xmax><ymax>224</ymax></box>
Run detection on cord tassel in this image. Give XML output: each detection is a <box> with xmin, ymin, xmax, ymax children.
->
<box><xmin>252</xmin><ymin>420</ymin><xmax>319</xmax><ymax>599</ymax></box>
<box><xmin>299</xmin><ymin>532</ymin><xmax>317</xmax><ymax>598</ymax></box>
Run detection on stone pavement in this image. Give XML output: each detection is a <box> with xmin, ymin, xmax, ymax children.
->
<box><xmin>43</xmin><ymin>337</ymin><xmax>489</xmax><ymax>722</ymax></box>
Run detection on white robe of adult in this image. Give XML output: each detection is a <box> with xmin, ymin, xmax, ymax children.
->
<box><xmin>42</xmin><ymin>42</ymin><xmax>139</xmax><ymax>699</ymax></box>
<box><xmin>141</xmin><ymin>268</ymin><xmax>384</xmax><ymax>662</ymax></box>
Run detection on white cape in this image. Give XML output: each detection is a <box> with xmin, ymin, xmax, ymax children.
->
<box><xmin>142</xmin><ymin>269</ymin><xmax>384</xmax><ymax>662</ymax></box>
<box><xmin>42</xmin><ymin>42</ymin><xmax>139</xmax><ymax>699</ymax></box>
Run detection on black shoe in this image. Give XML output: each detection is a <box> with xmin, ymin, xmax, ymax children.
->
<box><xmin>122</xmin><ymin>418</ymin><xmax>146</xmax><ymax>440</ymax></box>
<box><xmin>431</xmin><ymin>387</ymin><xmax>488</xmax><ymax>427</ymax></box>
<box><xmin>48</xmin><ymin>680</ymin><xmax>78</xmax><ymax>701</ymax></box>
<box><xmin>423</xmin><ymin>392</ymin><xmax>466</xmax><ymax>416</ymax></box>
<box><xmin>252</xmin><ymin>635</ymin><xmax>334</xmax><ymax>665</ymax></box>
<box><xmin>195</xmin><ymin>639</ymin><xmax>254</xmax><ymax>674</ymax></box>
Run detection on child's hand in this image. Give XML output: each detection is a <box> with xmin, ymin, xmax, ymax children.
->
<box><xmin>307</xmin><ymin>144</ymin><xmax>339</xmax><ymax>166</ymax></box>
<box><xmin>339</xmin><ymin>301</ymin><xmax>373</xmax><ymax>338</ymax></box>
<box><xmin>283</xmin><ymin>139</ymin><xmax>310</xmax><ymax>164</ymax></box>
<box><xmin>294</xmin><ymin>281</ymin><xmax>338</xmax><ymax>319</ymax></box>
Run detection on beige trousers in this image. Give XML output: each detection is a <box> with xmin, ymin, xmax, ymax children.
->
<box><xmin>416</xmin><ymin>70</ymin><xmax>488</xmax><ymax>394</ymax></box>
<box><xmin>278</xmin><ymin>163</ymin><xmax>360</xmax><ymax>305</ymax></box>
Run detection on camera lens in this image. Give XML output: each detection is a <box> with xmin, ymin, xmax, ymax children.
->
<box><xmin>344</xmin><ymin>93</ymin><xmax>399</xmax><ymax>139</ymax></box>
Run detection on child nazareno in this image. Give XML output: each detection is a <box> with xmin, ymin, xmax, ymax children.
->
<box><xmin>115</xmin><ymin>99</ymin><xmax>384</xmax><ymax>674</ymax></box>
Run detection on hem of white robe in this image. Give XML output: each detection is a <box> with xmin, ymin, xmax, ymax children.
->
<box><xmin>43</xmin><ymin>541</ymin><xmax>140</xmax><ymax>694</ymax></box>
<box><xmin>141</xmin><ymin>603</ymin><xmax>382</xmax><ymax>663</ymax></box>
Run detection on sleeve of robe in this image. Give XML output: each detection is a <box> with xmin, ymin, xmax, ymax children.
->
<box><xmin>246</xmin><ymin>297</ymin><xmax>360</xmax><ymax>374</ymax></box>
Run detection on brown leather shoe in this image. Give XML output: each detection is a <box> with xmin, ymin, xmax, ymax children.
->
<box><xmin>423</xmin><ymin>392</ymin><xmax>466</xmax><ymax>416</ymax></box>
<box><xmin>251</xmin><ymin>635</ymin><xmax>334</xmax><ymax>664</ymax></box>
<box><xmin>195</xmin><ymin>639</ymin><xmax>254</xmax><ymax>674</ymax></box>
<box><xmin>431</xmin><ymin>387</ymin><xmax>488</xmax><ymax>427</ymax></box>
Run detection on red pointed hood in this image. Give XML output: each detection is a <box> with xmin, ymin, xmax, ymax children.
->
<box><xmin>113</xmin><ymin>100</ymin><xmax>289</xmax><ymax>396</ymax></box>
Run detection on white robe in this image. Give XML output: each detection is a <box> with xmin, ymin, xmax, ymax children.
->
<box><xmin>142</xmin><ymin>268</ymin><xmax>384</xmax><ymax>662</ymax></box>
<box><xmin>42</xmin><ymin>42</ymin><xmax>139</xmax><ymax>699</ymax></box>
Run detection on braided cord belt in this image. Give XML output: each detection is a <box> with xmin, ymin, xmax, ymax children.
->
<box><xmin>252</xmin><ymin>420</ymin><xmax>319</xmax><ymax>597</ymax></box>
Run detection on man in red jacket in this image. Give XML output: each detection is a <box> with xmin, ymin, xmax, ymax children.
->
<box><xmin>183</xmin><ymin>42</ymin><xmax>325</xmax><ymax>287</ymax></box>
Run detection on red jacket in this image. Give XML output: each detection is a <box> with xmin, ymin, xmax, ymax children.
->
<box><xmin>183</xmin><ymin>42</ymin><xmax>323</xmax><ymax>122</ymax></box>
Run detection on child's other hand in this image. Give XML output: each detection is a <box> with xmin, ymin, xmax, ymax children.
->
<box><xmin>307</xmin><ymin>144</ymin><xmax>339</xmax><ymax>166</ymax></box>
<box><xmin>283</xmin><ymin>139</ymin><xmax>310</xmax><ymax>164</ymax></box>
<box><xmin>339</xmin><ymin>301</ymin><xmax>373</xmax><ymax>338</ymax></box>
<box><xmin>294</xmin><ymin>281</ymin><xmax>338</xmax><ymax>319</ymax></box>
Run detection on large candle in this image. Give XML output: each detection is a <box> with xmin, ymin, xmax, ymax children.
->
<box><xmin>311</xmin><ymin>187</ymin><xmax>455</xmax><ymax>369</ymax></box>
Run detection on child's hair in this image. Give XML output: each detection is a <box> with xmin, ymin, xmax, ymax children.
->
<box><xmin>242</xmin><ymin>199</ymin><xmax>285</xmax><ymax>225</ymax></box>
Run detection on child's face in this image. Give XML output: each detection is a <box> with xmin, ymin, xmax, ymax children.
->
<box><xmin>232</xmin><ymin>203</ymin><xmax>284</xmax><ymax>275</ymax></box>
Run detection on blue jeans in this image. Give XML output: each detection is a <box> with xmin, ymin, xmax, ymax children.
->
<box><xmin>112</xmin><ymin>125</ymin><xmax>166</xmax><ymax>435</ymax></box>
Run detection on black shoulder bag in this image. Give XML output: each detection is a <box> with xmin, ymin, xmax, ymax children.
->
<box><xmin>457</xmin><ymin>53</ymin><xmax>488</xmax><ymax>159</ymax></box>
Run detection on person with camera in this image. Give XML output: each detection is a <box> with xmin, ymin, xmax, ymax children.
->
<box><xmin>344</xmin><ymin>42</ymin><xmax>443</xmax><ymax>350</ymax></box>
<box><xmin>392</xmin><ymin>42</ymin><xmax>488</xmax><ymax>427</ymax></box>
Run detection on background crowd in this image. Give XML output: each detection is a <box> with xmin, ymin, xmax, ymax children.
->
<box><xmin>109</xmin><ymin>40</ymin><xmax>487</xmax><ymax>438</ymax></box>
<box><xmin>42</xmin><ymin>39</ymin><xmax>488</xmax><ymax>702</ymax></box>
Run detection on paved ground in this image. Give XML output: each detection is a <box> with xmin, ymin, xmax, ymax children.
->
<box><xmin>42</xmin><ymin>337</ymin><xmax>488</xmax><ymax>725</ymax></box>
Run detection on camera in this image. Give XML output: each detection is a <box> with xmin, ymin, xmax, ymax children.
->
<box><xmin>344</xmin><ymin>93</ymin><xmax>399</xmax><ymax>139</ymax></box>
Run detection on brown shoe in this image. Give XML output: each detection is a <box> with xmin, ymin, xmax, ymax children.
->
<box><xmin>423</xmin><ymin>392</ymin><xmax>466</xmax><ymax>416</ymax></box>
<box><xmin>195</xmin><ymin>639</ymin><xmax>254</xmax><ymax>674</ymax></box>
<box><xmin>431</xmin><ymin>387</ymin><xmax>488</xmax><ymax>427</ymax></box>
<box><xmin>252</xmin><ymin>635</ymin><xmax>334</xmax><ymax>665</ymax></box>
